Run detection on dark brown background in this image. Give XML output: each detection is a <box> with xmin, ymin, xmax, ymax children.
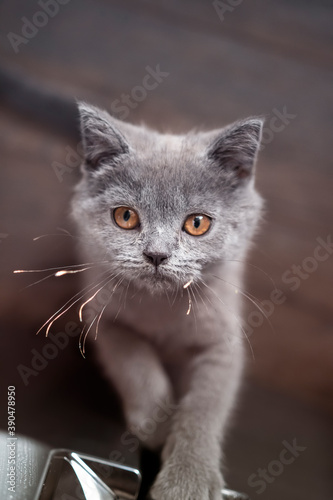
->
<box><xmin>0</xmin><ymin>1</ymin><xmax>332</xmax><ymax>499</ymax></box>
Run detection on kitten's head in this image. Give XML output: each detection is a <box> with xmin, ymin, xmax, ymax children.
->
<box><xmin>72</xmin><ymin>102</ymin><xmax>263</xmax><ymax>293</ymax></box>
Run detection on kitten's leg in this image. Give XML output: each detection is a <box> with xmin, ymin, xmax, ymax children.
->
<box><xmin>95</xmin><ymin>323</ymin><xmax>175</xmax><ymax>450</ymax></box>
<box><xmin>150</xmin><ymin>340</ymin><xmax>243</xmax><ymax>500</ymax></box>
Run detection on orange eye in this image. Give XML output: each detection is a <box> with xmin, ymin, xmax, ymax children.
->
<box><xmin>184</xmin><ymin>214</ymin><xmax>211</xmax><ymax>236</ymax></box>
<box><xmin>114</xmin><ymin>207</ymin><xmax>140</xmax><ymax>230</ymax></box>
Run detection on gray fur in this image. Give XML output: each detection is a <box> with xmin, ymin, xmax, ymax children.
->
<box><xmin>72</xmin><ymin>102</ymin><xmax>263</xmax><ymax>499</ymax></box>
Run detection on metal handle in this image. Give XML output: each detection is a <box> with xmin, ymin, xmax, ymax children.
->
<box><xmin>222</xmin><ymin>488</ymin><xmax>250</xmax><ymax>499</ymax></box>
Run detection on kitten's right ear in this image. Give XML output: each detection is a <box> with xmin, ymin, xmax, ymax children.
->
<box><xmin>206</xmin><ymin>118</ymin><xmax>263</xmax><ymax>185</ymax></box>
<box><xmin>78</xmin><ymin>102</ymin><xmax>129</xmax><ymax>170</ymax></box>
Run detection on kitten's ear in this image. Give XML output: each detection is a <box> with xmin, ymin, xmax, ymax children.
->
<box><xmin>78</xmin><ymin>102</ymin><xmax>129</xmax><ymax>170</ymax></box>
<box><xmin>207</xmin><ymin>118</ymin><xmax>263</xmax><ymax>184</ymax></box>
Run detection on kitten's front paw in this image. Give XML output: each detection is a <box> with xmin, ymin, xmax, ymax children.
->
<box><xmin>149</xmin><ymin>458</ymin><xmax>223</xmax><ymax>500</ymax></box>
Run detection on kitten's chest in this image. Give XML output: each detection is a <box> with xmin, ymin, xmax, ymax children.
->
<box><xmin>107</xmin><ymin>287</ymin><xmax>189</xmax><ymax>338</ymax></box>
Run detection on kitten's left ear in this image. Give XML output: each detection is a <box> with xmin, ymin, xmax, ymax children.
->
<box><xmin>207</xmin><ymin>118</ymin><xmax>263</xmax><ymax>184</ymax></box>
<box><xmin>78</xmin><ymin>102</ymin><xmax>130</xmax><ymax>170</ymax></box>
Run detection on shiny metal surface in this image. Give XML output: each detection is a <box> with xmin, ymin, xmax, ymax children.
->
<box><xmin>222</xmin><ymin>488</ymin><xmax>250</xmax><ymax>499</ymax></box>
<box><xmin>34</xmin><ymin>449</ymin><xmax>141</xmax><ymax>500</ymax></box>
<box><xmin>34</xmin><ymin>447</ymin><xmax>249</xmax><ymax>500</ymax></box>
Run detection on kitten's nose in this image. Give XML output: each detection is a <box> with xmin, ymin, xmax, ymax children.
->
<box><xmin>143</xmin><ymin>252</ymin><xmax>169</xmax><ymax>267</ymax></box>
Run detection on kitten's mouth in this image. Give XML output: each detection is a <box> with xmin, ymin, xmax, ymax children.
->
<box><xmin>141</xmin><ymin>268</ymin><xmax>171</xmax><ymax>281</ymax></box>
<box><xmin>122</xmin><ymin>262</ymin><xmax>193</xmax><ymax>293</ymax></box>
<box><xmin>135</xmin><ymin>266</ymin><xmax>179</xmax><ymax>291</ymax></box>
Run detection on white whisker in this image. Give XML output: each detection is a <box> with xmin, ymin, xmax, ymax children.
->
<box><xmin>93</xmin><ymin>271</ymin><xmax>125</xmax><ymax>342</ymax></box>
<box><xmin>45</xmin><ymin>273</ymin><xmax>114</xmax><ymax>337</ymax></box>
<box><xmin>210</xmin><ymin>273</ymin><xmax>274</xmax><ymax>333</ymax></box>
<box><xmin>187</xmin><ymin>286</ymin><xmax>199</xmax><ymax>335</ymax></box>
<box><xmin>95</xmin><ymin>303</ymin><xmax>108</xmax><ymax>340</ymax></box>
<box><xmin>55</xmin><ymin>267</ymin><xmax>93</xmax><ymax>277</ymax></box>
<box><xmin>14</xmin><ymin>261</ymin><xmax>110</xmax><ymax>274</ymax></box>
<box><xmin>79</xmin><ymin>285</ymin><xmax>106</xmax><ymax>322</ymax></box>
<box><xmin>36</xmin><ymin>270</ymin><xmax>114</xmax><ymax>336</ymax></box>
<box><xmin>199</xmin><ymin>277</ymin><xmax>255</xmax><ymax>360</ymax></box>
<box><xmin>183</xmin><ymin>278</ymin><xmax>193</xmax><ymax>289</ymax></box>
<box><xmin>224</xmin><ymin>259</ymin><xmax>277</xmax><ymax>290</ymax></box>
<box><xmin>80</xmin><ymin>314</ymin><xmax>98</xmax><ymax>357</ymax></box>
<box><xmin>171</xmin><ymin>281</ymin><xmax>180</xmax><ymax>307</ymax></box>
<box><xmin>192</xmin><ymin>281</ymin><xmax>209</xmax><ymax>314</ymax></box>
<box><xmin>78</xmin><ymin>325</ymin><xmax>87</xmax><ymax>357</ymax></box>
<box><xmin>22</xmin><ymin>272</ymin><xmax>58</xmax><ymax>289</ymax></box>
<box><xmin>113</xmin><ymin>276</ymin><xmax>127</xmax><ymax>322</ymax></box>
<box><xmin>186</xmin><ymin>294</ymin><xmax>192</xmax><ymax>315</ymax></box>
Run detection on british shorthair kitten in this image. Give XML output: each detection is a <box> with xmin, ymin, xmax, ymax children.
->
<box><xmin>71</xmin><ymin>102</ymin><xmax>263</xmax><ymax>499</ymax></box>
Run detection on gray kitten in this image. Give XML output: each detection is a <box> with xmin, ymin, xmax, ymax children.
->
<box><xmin>71</xmin><ymin>102</ymin><xmax>263</xmax><ymax>500</ymax></box>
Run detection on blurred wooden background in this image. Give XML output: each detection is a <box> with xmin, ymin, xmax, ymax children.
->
<box><xmin>0</xmin><ymin>1</ymin><xmax>332</xmax><ymax>499</ymax></box>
